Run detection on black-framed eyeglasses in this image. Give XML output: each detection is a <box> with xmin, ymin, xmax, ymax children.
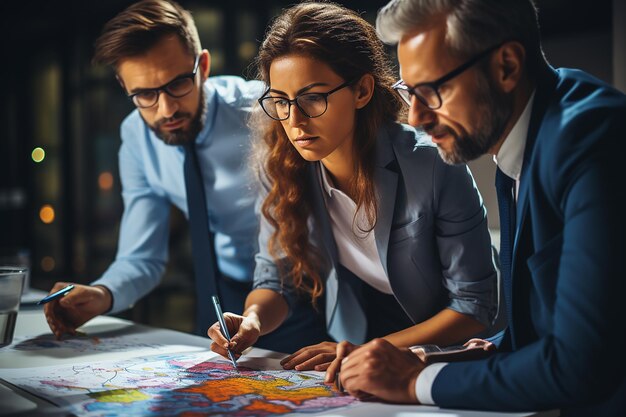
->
<box><xmin>258</xmin><ymin>78</ymin><xmax>356</xmax><ymax>121</ymax></box>
<box><xmin>392</xmin><ymin>43</ymin><xmax>503</xmax><ymax>110</ymax></box>
<box><xmin>127</xmin><ymin>55</ymin><xmax>201</xmax><ymax>109</ymax></box>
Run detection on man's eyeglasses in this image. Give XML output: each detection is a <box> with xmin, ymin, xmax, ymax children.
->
<box><xmin>258</xmin><ymin>79</ymin><xmax>356</xmax><ymax>121</ymax></box>
<box><xmin>392</xmin><ymin>43</ymin><xmax>503</xmax><ymax>110</ymax></box>
<box><xmin>128</xmin><ymin>55</ymin><xmax>201</xmax><ymax>109</ymax></box>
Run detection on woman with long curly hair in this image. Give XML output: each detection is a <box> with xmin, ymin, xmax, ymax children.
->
<box><xmin>208</xmin><ymin>1</ymin><xmax>498</xmax><ymax>371</ymax></box>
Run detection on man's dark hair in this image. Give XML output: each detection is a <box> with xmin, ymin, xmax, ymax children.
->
<box><xmin>93</xmin><ymin>0</ymin><xmax>201</xmax><ymax>69</ymax></box>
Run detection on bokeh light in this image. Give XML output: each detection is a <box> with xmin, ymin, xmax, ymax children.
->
<box><xmin>98</xmin><ymin>171</ymin><xmax>114</xmax><ymax>191</ymax></box>
<box><xmin>31</xmin><ymin>147</ymin><xmax>45</xmax><ymax>163</ymax></box>
<box><xmin>39</xmin><ymin>204</ymin><xmax>55</xmax><ymax>224</ymax></box>
<box><xmin>41</xmin><ymin>256</ymin><xmax>56</xmax><ymax>272</ymax></box>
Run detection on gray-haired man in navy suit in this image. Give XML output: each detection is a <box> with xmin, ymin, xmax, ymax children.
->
<box><xmin>328</xmin><ymin>1</ymin><xmax>626</xmax><ymax>416</ymax></box>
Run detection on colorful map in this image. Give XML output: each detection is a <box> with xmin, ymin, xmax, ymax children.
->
<box><xmin>1</xmin><ymin>351</ymin><xmax>359</xmax><ymax>416</ymax></box>
<box><xmin>10</xmin><ymin>333</ymin><xmax>167</xmax><ymax>353</ymax></box>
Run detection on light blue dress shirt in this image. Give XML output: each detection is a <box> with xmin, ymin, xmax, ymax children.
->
<box><xmin>92</xmin><ymin>76</ymin><xmax>265</xmax><ymax>314</ymax></box>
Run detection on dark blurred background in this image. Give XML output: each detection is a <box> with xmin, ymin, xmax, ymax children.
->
<box><xmin>1</xmin><ymin>0</ymin><xmax>623</xmax><ymax>333</ymax></box>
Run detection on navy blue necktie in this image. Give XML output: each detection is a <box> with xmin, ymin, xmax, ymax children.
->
<box><xmin>495</xmin><ymin>167</ymin><xmax>516</xmax><ymax>324</ymax></box>
<box><xmin>184</xmin><ymin>143</ymin><xmax>220</xmax><ymax>335</ymax></box>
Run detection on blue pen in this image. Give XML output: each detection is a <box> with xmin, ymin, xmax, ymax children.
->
<box><xmin>211</xmin><ymin>295</ymin><xmax>238</xmax><ymax>369</ymax></box>
<box><xmin>37</xmin><ymin>284</ymin><xmax>75</xmax><ymax>305</ymax></box>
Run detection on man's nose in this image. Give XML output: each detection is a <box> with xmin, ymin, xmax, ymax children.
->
<box><xmin>157</xmin><ymin>93</ymin><xmax>180</xmax><ymax>119</ymax></box>
<box><xmin>407</xmin><ymin>96</ymin><xmax>436</xmax><ymax>128</ymax></box>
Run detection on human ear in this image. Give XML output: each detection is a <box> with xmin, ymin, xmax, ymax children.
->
<box><xmin>354</xmin><ymin>74</ymin><xmax>375</xmax><ymax>109</ymax></box>
<box><xmin>492</xmin><ymin>41</ymin><xmax>525</xmax><ymax>93</ymax></box>
<box><xmin>200</xmin><ymin>49</ymin><xmax>211</xmax><ymax>80</ymax></box>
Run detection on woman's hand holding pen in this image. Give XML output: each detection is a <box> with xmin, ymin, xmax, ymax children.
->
<box><xmin>43</xmin><ymin>282</ymin><xmax>112</xmax><ymax>339</ymax></box>
<box><xmin>208</xmin><ymin>312</ymin><xmax>261</xmax><ymax>359</ymax></box>
<box><xmin>209</xmin><ymin>289</ymin><xmax>290</xmax><ymax>360</ymax></box>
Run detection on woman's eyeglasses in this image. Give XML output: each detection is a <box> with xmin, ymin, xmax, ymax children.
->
<box><xmin>258</xmin><ymin>79</ymin><xmax>356</xmax><ymax>121</ymax></box>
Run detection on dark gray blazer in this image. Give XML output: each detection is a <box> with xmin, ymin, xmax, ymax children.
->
<box><xmin>254</xmin><ymin>123</ymin><xmax>497</xmax><ymax>343</ymax></box>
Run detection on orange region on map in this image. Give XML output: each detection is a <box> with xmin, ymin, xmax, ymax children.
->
<box><xmin>177</xmin><ymin>400</ymin><xmax>291</xmax><ymax>416</ymax></box>
<box><xmin>243</xmin><ymin>399</ymin><xmax>292</xmax><ymax>413</ymax></box>
<box><xmin>182</xmin><ymin>376</ymin><xmax>332</xmax><ymax>404</ymax></box>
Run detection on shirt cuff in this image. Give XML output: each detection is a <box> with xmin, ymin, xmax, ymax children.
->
<box><xmin>415</xmin><ymin>362</ymin><xmax>448</xmax><ymax>405</ymax></box>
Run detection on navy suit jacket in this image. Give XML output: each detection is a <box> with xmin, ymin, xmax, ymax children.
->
<box><xmin>432</xmin><ymin>65</ymin><xmax>626</xmax><ymax>415</ymax></box>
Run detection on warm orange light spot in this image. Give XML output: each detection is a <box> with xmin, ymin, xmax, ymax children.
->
<box><xmin>98</xmin><ymin>172</ymin><xmax>114</xmax><ymax>191</ymax></box>
<box><xmin>41</xmin><ymin>256</ymin><xmax>55</xmax><ymax>272</ymax></box>
<box><xmin>39</xmin><ymin>205</ymin><xmax>55</xmax><ymax>224</ymax></box>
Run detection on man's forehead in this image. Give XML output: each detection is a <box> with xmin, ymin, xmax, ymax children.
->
<box><xmin>117</xmin><ymin>42</ymin><xmax>194</xmax><ymax>90</ymax></box>
<box><xmin>397</xmin><ymin>23</ymin><xmax>455</xmax><ymax>84</ymax></box>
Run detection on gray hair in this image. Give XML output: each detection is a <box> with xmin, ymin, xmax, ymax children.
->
<box><xmin>376</xmin><ymin>0</ymin><xmax>544</xmax><ymax>72</ymax></box>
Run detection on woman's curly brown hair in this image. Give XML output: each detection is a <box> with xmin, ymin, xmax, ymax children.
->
<box><xmin>251</xmin><ymin>1</ymin><xmax>404</xmax><ymax>304</ymax></box>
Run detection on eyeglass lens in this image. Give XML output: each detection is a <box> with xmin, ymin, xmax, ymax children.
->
<box><xmin>396</xmin><ymin>84</ymin><xmax>441</xmax><ymax>109</ymax></box>
<box><xmin>262</xmin><ymin>93</ymin><xmax>328</xmax><ymax>120</ymax></box>
<box><xmin>132</xmin><ymin>77</ymin><xmax>196</xmax><ymax>108</ymax></box>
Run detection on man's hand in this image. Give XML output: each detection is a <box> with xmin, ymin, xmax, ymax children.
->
<box><xmin>325</xmin><ymin>340</ymin><xmax>360</xmax><ymax>385</ymax></box>
<box><xmin>280</xmin><ymin>341</ymin><xmax>338</xmax><ymax>371</ymax></box>
<box><xmin>43</xmin><ymin>283</ymin><xmax>112</xmax><ymax>339</ymax></box>
<box><xmin>336</xmin><ymin>338</ymin><xmax>426</xmax><ymax>403</ymax></box>
<box><xmin>208</xmin><ymin>312</ymin><xmax>261</xmax><ymax>359</ymax></box>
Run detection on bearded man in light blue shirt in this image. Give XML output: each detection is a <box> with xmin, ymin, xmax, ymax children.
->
<box><xmin>42</xmin><ymin>0</ymin><xmax>328</xmax><ymax>353</ymax></box>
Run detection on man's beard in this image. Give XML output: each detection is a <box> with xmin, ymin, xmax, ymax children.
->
<box><xmin>144</xmin><ymin>88</ymin><xmax>207</xmax><ymax>146</ymax></box>
<box><xmin>428</xmin><ymin>71</ymin><xmax>513</xmax><ymax>165</ymax></box>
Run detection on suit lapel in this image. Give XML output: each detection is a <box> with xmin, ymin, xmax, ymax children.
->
<box><xmin>307</xmin><ymin>163</ymin><xmax>340</xmax><ymax>325</ymax></box>
<box><xmin>510</xmin><ymin>65</ymin><xmax>559</xmax><ymax>348</ymax></box>
<box><xmin>373</xmin><ymin>126</ymin><xmax>398</xmax><ymax>278</ymax></box>
<box><xmin>308</xmin><ymin>163</ymin><xmax>338</xmax><ymax>264</ymax></box>
<box><xmin>514</xmin><ymin>66</ymin><xmax>559</xmax><ymax>256</ymax></box>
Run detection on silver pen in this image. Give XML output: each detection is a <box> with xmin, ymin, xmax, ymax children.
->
<box><xmin>211</xmin><ymin>295</ymin><xmax>238</xmax><ymax>369</ymax></box>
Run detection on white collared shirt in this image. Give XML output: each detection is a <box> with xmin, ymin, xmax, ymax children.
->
<box><xmin>494</xmin><ymin>90</ymin><xmax>536</xmax><ymax>199</ymax></box>
<box><xmin>318</xmin><ymin>162</ymin><xmax>393</xmax><ymax>294</ymax></box>
<box><xmin>414</xmin><ymin>91</ymin><xmax>536</xmax><ymax>405</ymax></box>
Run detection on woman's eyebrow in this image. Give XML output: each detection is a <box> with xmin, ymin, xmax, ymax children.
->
<box><xmin>268</xmin><ymin>82</ymin><xmax>330</xmax><ymax>96</ymax></box>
